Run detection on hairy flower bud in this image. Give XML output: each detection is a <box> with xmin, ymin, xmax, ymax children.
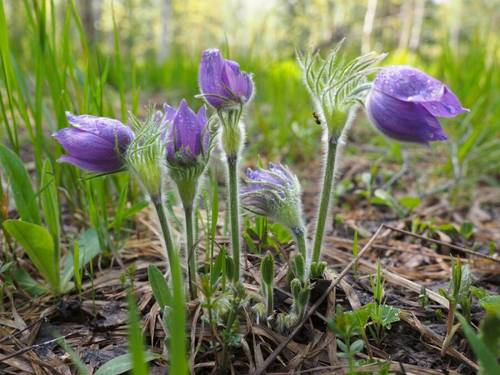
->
<box><xmin>260</xmin><ymin>251</ymin><xmax>275</xmax><ymax>287</ymax></box>
<box><xmin>366</xmin><ymin>66</ymin><xmax>468</xmax><ymax>144</ymax></box>
<box><xmin>241</xmin><ymin>163</ymin><xmax>305</xmax><ymax>233</ymax></box>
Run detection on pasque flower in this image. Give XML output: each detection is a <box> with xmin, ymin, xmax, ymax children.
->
<box><xmin>53</xmin><ymin>112</ymin><xmax>134</xmax><ymax>173</ymax></box>
<box><xmin>164</xmin><ymin>99</ymin><xmax>212</xmax><ymax>300</ymax></box>
<box><xmin>241</xmin><ymin>163</ymin><xmax>307</xmax><ymax>258</ymax></box>
<box><xmin>366</xmin><ymin>66</ymin><xmax>468</xmax><ymax>144</ymax></box>
<box><xmin>198</xmin><ymin>49</ymin><xmax>254</xmax><ymax>109</ymax></box>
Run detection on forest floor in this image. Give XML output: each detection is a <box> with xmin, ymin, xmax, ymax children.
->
<box><xmin>1</xmin><ymin>147</ymin><xmax>499</xmax><ymax>374</ymax></box>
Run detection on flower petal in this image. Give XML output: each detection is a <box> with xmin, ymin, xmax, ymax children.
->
<box><xmin>374</xmin><ymin>66</ymin><xmax>445</xmax><ymax>103</ymax></box>
<box><xmin>53</xmin><ymin>128</ymin><xmax>120</xmax><ymax>160</ymax></box>
<box><xmin>198</xmin><ymin>49</ymin><xmax>227</xmax><ymax>108</ymax></box>
<box><xmin>421</xmin><ymin>86</ymin><xmax>469</xmax><ymax>118</ymax></box>
<box><xmin>65</xmin><ymin>112</ymin><xmax>133</xmax><ymax>151</ymax></box>
<box><xmin>58</xmin><ymin>155</ymin><xmax>122</xmax><ymax>173</ymax></box>
<box><xmin>366</xmin><ymin>89</ymin><xmax>448</xmax><ymax>144</ymax></box>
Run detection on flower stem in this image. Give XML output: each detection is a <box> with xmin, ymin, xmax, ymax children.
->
<box><xmin>153</xmin><ymin>198</ymin><xmax>177</xmax><ymax>278</ymax></box>
<box><xmin>312</xmin><ymin>135</ymin><xmax>337</xmax><ymax>263</ymax></box>
<box><xmin>227</xmin><ymin>154</ymin><xmax>241</xmax><ymax>281</ymax></box>
<box><xmin>184</xmin><ymin>205</ymin><xmax>198</xmax><ymax>300</ymax></box>
<box><xmin>292</xmin><ymin>226</ymin><xmax>308</xmax><ymax>261</ymax></box>
<box><xmin>312</xmin><ymin>107</ymin><xmax>358</xmax><ymax>264</ymax></box>
<box><xmin>152</xmin><ymin>196</ymin><xmax>188</xmax><ymax>373</ymax></box>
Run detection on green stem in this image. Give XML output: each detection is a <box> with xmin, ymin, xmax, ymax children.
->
<box><xmin>312</xmin><ymin>135</ymin><xmax>337</xmax><ymax>263</ymax></box>
<box><xmin>312</xmin><ymin>107</ymin><xmax>358</xmax><ymax>264</ymax></box>
<box><xmin>266</xmin><ymin>284</ymin><xmax>273</xmax><ymax>317</ymax></box>
<box><xmin>153</xmin><ymin>197</ymin><xmax>188</xmax><ymax>373</ymax></box>
<box><xmin>153</xmin><ymin>198</ymin><xmax>177</xmax><ymax>278</ymax></box>
<box><xmin>184</xmin><ymin>205</ymin><xmax>197</xmax><ymax>300</ymax></box>
<box><xmin>292</xmin><ymin>226</ymin><xmax>307</xmax><ymax>261</ymax></box>
<box><xmin>227</xmin><ymin>155</ymin><xmax>241</xmax><ymax>282</ymax></box>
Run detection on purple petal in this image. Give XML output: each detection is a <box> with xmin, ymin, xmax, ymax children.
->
<box><xmin>421</xmin><ymin>87</ymin><xmax>469</xmax><ymax>118</ymax></box>
<box><xmin>221</xmin><ymin>61</ymin><xmax>253</xmax><ymax>103</ymax></box>
<box><xmin>246</xmin><ymin>168</ymin><xmax>286</xmax><ymax>187</ymax></box>
<box><xmin>163</xmin><ymin>103</ymin><xmax>177</xmax><ymax>123</ymax></box>
<box><xmin>366</xmin><ymin>89</ymin><xmax>448</xmax><ymax>144</ymax></box>
<box><xmin>374</xmin><ymin>66</ymin><xmax>445</xmax><ymax>102</ymax></box>
<box><xmin>65</xmin><ymin>112</ymin><xmax>133</xmax><ymax>151</ymax></box>
<box><xmin>58</xmin><ymin>155</ymin><xmax>122</xmax><ymax>173</ymax></box>
<box><xmin>167</xmin><ymin>100</ymin><xmax>208</xmax><ymax>162</ymax></box>
<box><xmin>54</xmin><ymin>128</ymin><xmax>121</xmax><ymax>160</ymax></box>
<box><xmin>374</xmin><ymin>66</ymin><xmax>468</xmax><ymax>119</ymax></box>
<box><xmin>198</xmin><ymin>49</ymin><xmax>227</xmax><ymax>108</ymax></box>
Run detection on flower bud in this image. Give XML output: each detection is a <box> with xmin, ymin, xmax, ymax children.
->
<box><xmin>260</xmin><ymin>251</ymin><xmax>275</xmax><ymax>287</ymax></box>
<box><xmin>366</xmin><ymin>66</ymin><xmax>468</xmax><ymax>144</ymax></box>
<box><xmin>241</xmin><ymin>163</ymin><xmax>305</xmax><ymax>232</ymax></box>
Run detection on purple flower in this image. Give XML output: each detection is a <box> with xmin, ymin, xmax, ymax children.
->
<box><xmin>366</xmin><ymin>66</ymin><xmax>468</xmax><ymax>144</ymax></box>
<box><xmin>166</xmin><ymin>99</ymin><xmax>209</xmax><ymax>167</ymax></box>
<box><xmin>53</xmin><ymin>113</ymin><xmax>134</xmax><ymax>173</ymax></box>
<box><xmin>198</xmin><ymin>49</ymin><xmax>254</xmax><ymax>109</ymax></box>
<box><xmin>241</xmin><ymin>163</ymin><xmax>303</xmax><ymax>230</ymax></box>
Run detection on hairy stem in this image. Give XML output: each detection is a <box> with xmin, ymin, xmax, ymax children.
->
<box><xmin>312</xmin><ymin>135</ymin><xmax>337</xmax><ymax>263</ymax></box>
<box><xmin>184</xmin><ymin>205</ymin><xmax>197</xmax><ymax>300</ymax></box>
<box><xmin>312</xmin><ymin>107</ymin><xmax>358</xmax><ymax>264</ymax></box>
<box><xmin>266</xmin><ymin>284</ymin><xmax>273</xmax><ymax>317</ymax></box>
<box><xmin>293</xmin><ymin>226</ymin><xmax>308</xmax><ymax>261</ymax></box>
<box><xmin>153</xmin><ymin>198</ymin><xmax>177</xmax><ymax>279</ymax></box>
<box><xmin>227</xmin><ymin>155</ymin><xmax>241</xmax><ymax>281</ymax></box>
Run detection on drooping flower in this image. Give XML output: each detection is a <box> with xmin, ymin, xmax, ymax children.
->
<box><xmin>366</xmin><ymin>66</ymin><xmax>468</xmax><ymax>144</ymax></box>
<box><xmin>241</xmin><ymin>163</ymin><xmax>304</xmax><ymax>233</ymax></box>
<box><xmin>53</xmin><ymin>112</ymin><xmax>134</xmax><ymax>173</ymax></box>
<box><xmin>165</xmin><ymin>99</ymin><xmax>210</xmax><ymax>167</ymax></box>
<box><xmin>198</xmin><ymin>49</ymin><xmax>254</xmax><ymax>109</ymax></box>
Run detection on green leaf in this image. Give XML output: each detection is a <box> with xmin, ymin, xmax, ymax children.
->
<box><xmin>147</xmin><ymin>265</ymin><xmax>171</xmax><ymax>310</ymax></box>
<box><xmin>61</xmin><ymin>228</ymin><xmax>101</xmax><ymax>289</ymax></box>
<box><xmin>459</xmin><ymin>221</ymin><xmax>475</xmax><ymax>240</ymax></box>
<box><xmin>456</xmin><ymin>313</ymin><xmax>500</xmax><ymax>375</ymax></box>
<box><xmin>399</xmin><ymin>196</ymin><xmax>421</xmax><ymax>211</ymax></box>
<box><xmin>94</xmin><ymin>352</ymin><xmax>158</xmax><ymax>375</ymax></box>
<box><xmin>3</xmin><ymin>220</ymin><xmax>58</xmax><ymax>291</ymax></box>
<box><xmin>0</xmin><ymin>144</ymin><xmax>41</xmax><ymax>224</ymax></box>
<box><xmin>372</xmin><ymin>189</ymin><xmax>407</xmax><ymax>218</ymax></box>
<box><xmin>12</xmin><ymin>267</ymin><xmax>46</xmax><ymax>297</ymax></box>
<box><xmin>378</xmin><ymin>305</ymin><xmax>401</xmax><ymax>328</ymax></box>
<box><xmin>337</xmin><ymin>339</ymin><xmax>348</xmax><ymax>353</ymax></box>
<box><xmin>480</xmin><ymin>295</ymin><xmax>500</xmax><ymax>316</ymax></box>
<box><xmin>350</xmin><ymin>339</ymin><xmax>364</xmax><ymax>353</ymax></box>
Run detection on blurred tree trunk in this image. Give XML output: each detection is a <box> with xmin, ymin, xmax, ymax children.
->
<box><xmin>398</xmin><ymin>0</ymin><xmax>412</xmax><ymax>50</ymax></box>
<box><xmin>362</xmin><ymin>0</ymin><xmax>378</xmax><ymax>53</ymax></box>
<box><xmin>409</xmin><ymin>0</ymin><xmax>425</xmax><ymax>50</ymax></box>
<box><xmin>157</xmin><ymin>0</ymin><xmax>171</xmax><ymax>62</ymax></box>
<box><xmin>80</xmin><ymin>0</ymin><xmax>95</xmax><ymax>45</ymax></box>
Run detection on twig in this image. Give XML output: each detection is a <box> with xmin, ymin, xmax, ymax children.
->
<box><xmin>385</xmin><ymin>225</ymin><xmax>499</xmax><ymax>263</ymax></box>
<box><xmin>0</xmin><ymin>331</ymin><xmax>79</xmax><ymax>362</ymax></box>
<box><xmin>252</xmin><ymin>224</ymin><xmax>387</xmax><ymax>375</ymax></box>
